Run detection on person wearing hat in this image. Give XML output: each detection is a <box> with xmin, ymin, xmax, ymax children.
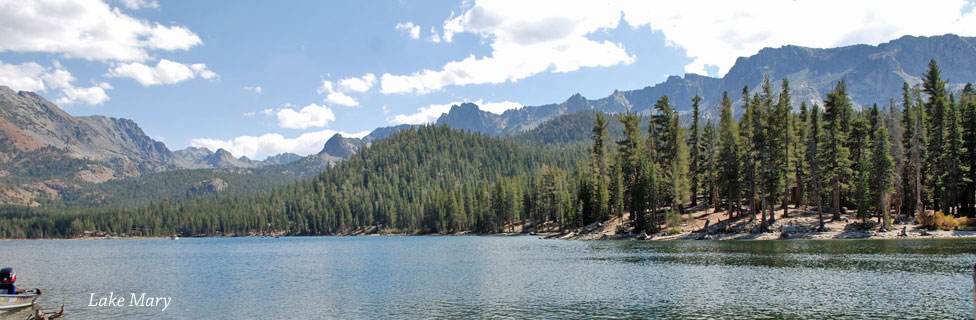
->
<box><xmin>0</xmin><ymin>267</ymin><xmax>25</xmax><ymax>294</ymax></box>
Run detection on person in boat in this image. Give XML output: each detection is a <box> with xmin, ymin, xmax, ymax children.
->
<box><xmin>0</xmin><ymin>267</ymin><xmax>26</xmax><ymax>294</ymax></box>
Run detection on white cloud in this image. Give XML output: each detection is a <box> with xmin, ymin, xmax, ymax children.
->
<box><xmin>338</xmin><ymin>73</ymin><xmax>376</xmax><ymax>93</ymax></box>
<box><xmin>392</xmin><ymin>102</ymin><xmax>455</xmax><ymax>125</ymax></box>
<box><xmin>317</xmin><ymin>80</ymin><xmax>335</xmax><ymax>94</ymax></box>
<box><xmin>243</xmin><ymin>85</ymin><xmax>263</xmax><ymax>94</ymax></box>
<box><xmin>381</xmin><ymin>2</ymin><xmax>634</xmax><ymax>95</ymax></box>
<box><xmin>190</xmin><ymin>129</ymin><xmax>370</xmax><ymax>160</ymax></box>
<box><xmin>0</xmin><ymin>59</ymin><xmax>109</xmax><ymax>105</ymax></box>
<box><xmin>381</xmin><ymin>0</ymin><xmax>976</xmax><ymax>94</ymax></box>
<box><xmin>429</xmin><ymin>27</ymin><xmax>442</xmax><ymax>43</ymax></box>
<box><xmin>390</xmin><ymin>99</ymin><xmax>521</xmax><ymax>124</ymax></box>
<box><xmin>107</xmin><ymin>59</ymin><xmax>217</xmax><ymax>86</ymax></box>
<box><xmin>276</xmin><ymin>104</ymin><xmax>336</xmax><ymax>129</ymax></box>
<box><xmin>242</xmin><ymin>108</ymin><xmax>273</xmax><ymax>117</ymax></box>
<box><xmin>615</xmin><ymin>0</ymin><xmax>976</xmax><ymax>76</ymax></box>
<box><xmin>395</xmin><ymin>22</ymin><xmax>421</xmax><ymax>39</ymax></box>
<box><xmin>315</xmin><ymin>73</ymin><xmax>376</xmax><ymax>107</ymax></box>
<box><xmin>189</xmin><ymin>63</ymin><xmax>217</xmax><ymax>79</ymax></box>
<box><xmin>116</xmin><ymin>0</ymin><xmax>158</xmax><ymax>10</ymax></box>
<box><xmin>325</xmin><ymin>92</ymin><xmax>358</xmax><ymax>107</ymax></box>
<box><xmin>0</xmin><ymin>60</ymin><xmax>47</xmax><ymax>92</ymax></box>
<box><xmin>478</xmin><ymin>100</ymin><xmax>522</xmax><ymax>114</ymax></box>
<box><xmin>0</xmin><ymin>0</ymin><xmax>202</xmax><ymax>62</ymax></box>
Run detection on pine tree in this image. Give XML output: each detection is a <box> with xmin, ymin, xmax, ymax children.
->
<box><xmin>924</xmin><ymin>59</ymin><xmax>949</xmax><ymax>214</ymax></box>
<box><xmin>885</xmin><ymin>99</ymin><xmax>906</xmax><ymax>220</ymax></box>
<box><xmin>850</xmin><ymin>113</ymin><xmax>872</xmax><ymax>221</ymax></box>
<box><xmin>702</xmin><ymin>120</ymin><xmax>720</xmax><ymax>210</ymax></box>
<box><xmin>823</xmin><ymin>80</ymin><xmax>854</xmax><ymax>221</ymax></box>
<box><xmin>615</xmin><ymin>112</ymin><xmax>643</xmax><ymax>226</ymax></box>
<box><xmin>962</xmin><ymin>83</ymin><xmax>976</xmax><ymax>217</ymax></box>
<box><xmin>689</xmin><ymin>95</ymin><xmax>703</xmax><ymax>207</ymax></box>
<box><xmin>946</xmin><ymin>93</ymin><xmax>963</xmax><ymax>216</ymax></box>
<box><xmin>718</xmin><ymin>91</ymin><xmax>741</xmax><ymax>219</ymax></box>
<box><xmin>807</xmin><ymin>104</ymin><xmax>826</xmax><ymax>230</ymax></box>
<box><xmin>775</xmin><ymin>78</ymin><xmax>792</xmax><ymax>220</ymax></box>
<box><xmin>609</xmin><ymin>151</ymin><xmax>625</xmax><ymax>219</ymax></box>
<box><xmin>588</xmin><ymin>113</ymin><xmax>610</xmax><ymax>223</ymax></box>
<box><xmin>740</xmin><ymin>86</ymin><xmax>758</xmax><ymax>217</ymax></box>
<box><xmin>902</xmin><ymin>83</ymin><xmax>927</xmax><ymax>218</ymax></box>
<box><xmin>871</xmin><ymin>125</ymin><xmax>894</xmax><ymax>231</ymax></box>
<box><xmin>794</xmin><ymin>102</ymin><xmax>809</xmax><ymax>214</ymax></box>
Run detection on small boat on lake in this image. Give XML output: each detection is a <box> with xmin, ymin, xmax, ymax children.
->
<box><xmin>171</xmin><ymin>234</ymin><xmax>179</xmax><ymax>240</ymax></box>
<box><xmin>0</xmin><ymin>267</ymin><xmax>41</xmax><ymax>310</ymax></box>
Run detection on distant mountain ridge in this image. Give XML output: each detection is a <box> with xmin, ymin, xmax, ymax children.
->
<box><xmin>3</xmin><ymin>33</ymin><xmax>975</xmax><ymax>205</ymax></box>
<box><xmin>436</xmin><ymin>34</ymin><xmax>976</xmax><ymax>135</ymax></box>
<box><xmin>0</xmin><ymin>87</ymin><xmax>411</xmax><ymax>204</ymax></box>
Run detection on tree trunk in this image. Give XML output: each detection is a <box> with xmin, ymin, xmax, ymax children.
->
<box><xmin>832</xmin><ymin>178</ymin><xmax>842</xmax><ymax>221</ymax></box>
<box><xmin>817</xmin><ymin>191</ymin><xmax>825</xmax><ymax>231</ymax></box>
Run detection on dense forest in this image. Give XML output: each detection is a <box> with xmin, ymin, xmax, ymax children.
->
<box><xmin>0</xmin><ymin>59</ymin><xmax>973</xmax><ymax>238</ymax></box>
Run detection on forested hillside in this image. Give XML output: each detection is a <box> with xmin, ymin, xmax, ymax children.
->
<box><xmin>0</xmin><ymin>125</ymin><xmax>584</xmax><ymax>237</ymax></box>
<box><xmin>1</xmin><ymin>59</ymin><xmax>973</xmax><ymax>239</ymax></box>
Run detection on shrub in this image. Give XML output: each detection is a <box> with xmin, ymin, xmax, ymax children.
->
<box><xmin>665</xmin><ymin>227</ymin><xmax>683</xmax><ymax>235</ymax></box>
<box><xmin>665</xmin><ymin>210</ymin><xmax>682</xmax><ymax>227</ymax></box>
<box><xmin>615</xmin><ymin>224</ymin><xmax>626</xmax><ymax>235</ymax></box>
<box><xmin>957</xmin><ymin>217</ymin><xmax>976</xmax><ymax>231</ymax></box>
<box><xmin>918</xmin><ymin>211</ymin><xmax>959</xmax><ymax>231</ymax></box>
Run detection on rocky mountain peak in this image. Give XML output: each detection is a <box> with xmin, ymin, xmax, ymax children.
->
<box><xmin>320</xmin><ymin>133</ymin><xmax>365</xmax><ymax>159</ymax></box>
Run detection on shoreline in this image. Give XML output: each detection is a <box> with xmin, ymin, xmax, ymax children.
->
<box><xmin>3</xmin><ymin>207</ymin><xmax>974</xmax><ymax>241</ymax></box>
<box><xmin>2</xmin><ymin>229</ymin><xmax>975</xmax><ymax>242</ymax></box>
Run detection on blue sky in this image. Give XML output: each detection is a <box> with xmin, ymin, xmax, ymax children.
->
<box><xmin>2</xmin><ymin>0</ymin><xmax>975</xmax><ymax>159</ymax></box>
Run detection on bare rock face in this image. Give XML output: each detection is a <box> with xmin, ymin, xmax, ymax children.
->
<box><xmin>0</xmin><ymin>86</ymin><xmax>178</xmax><ymax>177</ymax></box>
<box><xmin>320</xmin><ymin>134</ymin><xmax>365</xmax><ymax>159</ymax></box>
<box><xmin>191</xmin><ymin>177</ymin><xmax>228</xmax><ymax>195</ymax></box>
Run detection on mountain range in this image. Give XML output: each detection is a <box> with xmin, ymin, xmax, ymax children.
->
<box><xmin>2</xmin><ymin>34</ymin><xmax>976</xmax><ymax>205</ymax></box>
<box><xmin>434</xmin><ymin>34</ymin><xmax>976</xmax><ymax>135</ymax></box>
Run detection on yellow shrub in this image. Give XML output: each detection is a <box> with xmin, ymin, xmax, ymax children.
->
<box><xmin>957</xmin><ymin>217</ymin><xmax>976</xmax><ymax>231</ymax></box>
<box><xmin>918</xmin><ymin>211</ymin><xmax>959</xmax><ymax>231</ymax></box>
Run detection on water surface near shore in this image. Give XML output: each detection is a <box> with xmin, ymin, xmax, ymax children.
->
<box><xmin>1</xmin><ymin>237</ymin><xmax>973</xmax><ymax>319</ymax></box>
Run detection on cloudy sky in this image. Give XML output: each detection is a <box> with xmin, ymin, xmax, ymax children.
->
<box><xmin>2</xmin><ymin>0</ymin><xmax>975</xmax><ymax>160</ymax></box>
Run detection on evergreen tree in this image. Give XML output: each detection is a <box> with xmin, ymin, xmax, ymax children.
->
<box><xmin>689</xmin><ymin>95</ymin><xmax>703</xmax><ymax>207</ymax></box>
<box><xmin>740</xmin><ymin>86</ymin><xmax>759</xmax><ymax>217</ymax></box>
<box><xmin>823</xmin><ymin>81</ymin><xmax>854</xmax><ymax>220</ymax></box>
<box><xmin>923</xmin><ymin>59</ymin><xmax>949</xmax><ymax>213</ymax></box>
<box><xmin>885</xmin><ymin>99</ymin><xmax>906</xmax><ymax>220</ymax></box>
<box><xmin>902</xmin><ymin>83</ymin><xmax>927</xmax><ymax>218</ymax></box>
<box><xmin>962</xmin><ymin>83</ymin><xmax>976</xmax><ymax>217</ymax></box>
<box><xmin>615</xmin><ymin>112</ymin><xmax>644</xmax><ymax>225</ymax></box>
<box><xmin>718</xmin><ymin>91</ymin><xmax>741</xmax><ymax>219</ymax></box>
<box><xmin>946</xmin><ymin>93</ymin><xmax>963</xmax><ymax>216</ymax></box>
<box><xmin>850</xmin><ymin>113</ymin><xmax>871</xmax><ymax>221</ymax></box>
<box><xmin>871</xmin><ymin>125</ymin><xmax>894</xmax><ymax>231</ymax></box>
<box><xmin>807</xmin><ymin>104</ymin><xmax>826</xmax><ymax>230</ymax></box>
<box><xmin>588</xmin><ymin>113</ymin><xmax>610</xmax><ymax>223</ymax></box>
<box><xmin>702</xmin><ymin>120</ymin><xmax>720</xmax><ymax>210</ymax></box>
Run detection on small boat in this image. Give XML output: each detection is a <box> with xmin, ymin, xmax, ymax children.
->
<box><xmin>0</xmin><ymin>291</ymin><xmax>41</xmax><ymax>310</ymax></box>
<box><xmin>0</xmin><ymin>267</ymin><xmax>41</xmax><ymax>310</ymax></box>
<box><xmin>171</xmin><ymin>234</ymin><xmax>179</xmax><ymax>240</ymax></box>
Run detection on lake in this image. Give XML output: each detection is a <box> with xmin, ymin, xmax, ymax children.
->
<box><xmin>1</xmin><ymin>236</ymin><xmax>974</xmax><ymax>319</ymax></box>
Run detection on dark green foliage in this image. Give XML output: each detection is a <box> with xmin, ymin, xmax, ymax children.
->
<box><xmin>823</xmin><ymin>80</ymin><xmax>854</xmax><ymax>220</ymax></box>
<box><xmin>718</xmin><ymin>92</ymin><xmax>740</xmax><ymax>218</ymax></box>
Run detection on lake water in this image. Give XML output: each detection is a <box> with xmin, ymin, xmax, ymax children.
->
<box><xmin>0</xmin><ymin>236</ymin><xmax>974</xmax><ymax>319</ymax></box>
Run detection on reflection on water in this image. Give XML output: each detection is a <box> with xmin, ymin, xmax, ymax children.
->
<box><xmin>0</xmin><ymin>237</ymin><xmax>973</xmax><ymax>319</ymax></box>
